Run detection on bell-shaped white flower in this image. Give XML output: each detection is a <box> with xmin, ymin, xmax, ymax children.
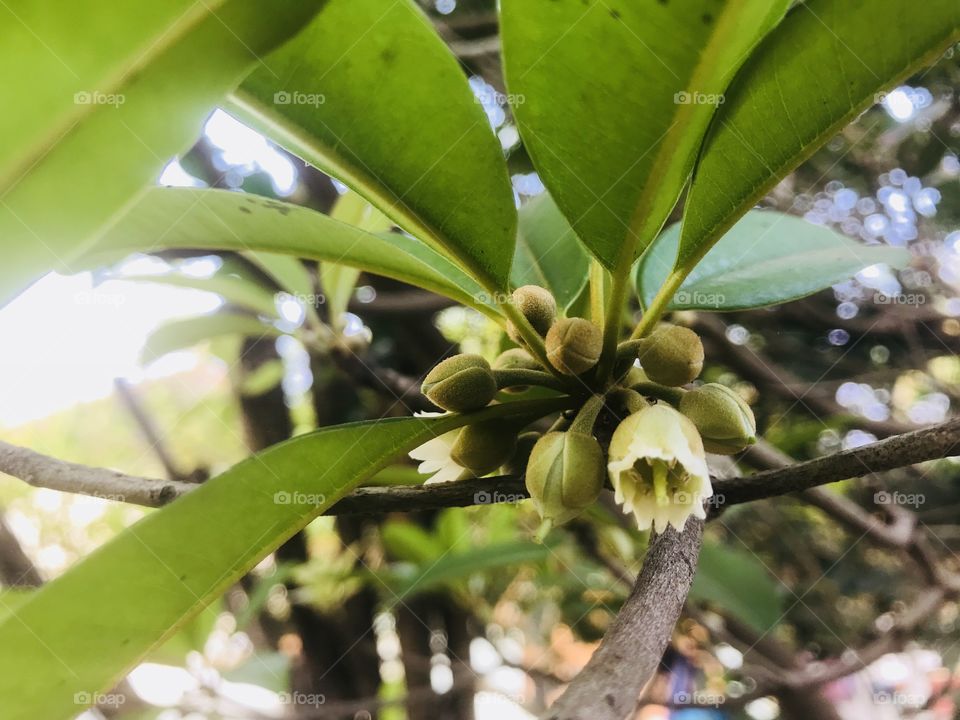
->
<box><xmin>409</xmin><ymin>429</ymin><xmax>471</xmax><ymax>485</ymax></box>
<box><xmin>607</xmin><ymin>404</ymin><xmax>712</xmax><ymax>532</ymax></box>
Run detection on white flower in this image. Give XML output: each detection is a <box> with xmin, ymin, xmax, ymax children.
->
<box><xmin>409</xmin><ymin>429</ymin><xmax>472</xmax><ymax>484</ymax></box>
<box><xmin>607</xmin><ymin>404</ymin><xmax>712</xmax><ymax>532</ymax></box>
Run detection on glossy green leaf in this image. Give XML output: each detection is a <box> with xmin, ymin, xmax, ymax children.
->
<box><xmin>88</xmin><ymin>188</ymin><xmax>496</xmax><ymax>318</ymax></box>
<box><xmin>0</xmin><ymin>401</ymin><xmax>565</xmax><ymax>720</ymax></box>
<box><xmin>636</xmin><ymin>211</ymin><xmax>911</xmax><ymax>311</ymax></box>
<box><xmin>690</xmin><ymin>540</ymin><xmax>783</xmax><ymax>633</ymax></box>
<box><xmin>325</xmin><ymin>192</ymin><xmax>394</xmax><ymax>329</ymax></box>
<box><xmin>680</xmin><ymin>0</ymin><xmax>960</xmax><ymax>270</ymax></box>
<box><xmin>143</xmin><ymin>313</ymin><xmax>281</xmax><ymax>363</ymax></box>
<box><xmin>0</xmin><ymin>0</ymin><xmax>323</xmax><ymax>307</ymax></box>
<box><xmin>511</xmin><ymin>193</ymin><xmax>590</xmax><ymax>311</ymax></box>
<box><xmin>231</xmin><ymin>0</ymin><xmax>517</xmax><ymax>289</ymax></box>
<box><xmin>501</xmin><ymin>0</ymin><xmax>790</xmax><ymax>273</ymax></box>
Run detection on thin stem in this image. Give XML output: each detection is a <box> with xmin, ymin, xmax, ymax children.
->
<box><xmin>569</xmin><ymin>394</ymin><xmax>606</xmax><ymax>435</ymax></box>
<box><xmin>493</xmin><ymin>368</ymin><xmax>569</xmax><ymax>393</ymax></box>
<box><xmin>500</xmin><ymin>300</ymin><xmax>561</xmax><ymax>378</ymax></box>
<box><xmin>595</xmin><ymin>269</ymin><xmax>630</xmax><ymax>385</ymax></box>
<box><xmin>630</xmin><ymin>382</ymin><xmax>686</xmax><ymax>405</ymax></box>
<box><xmin>589</xmin><ymin>260</ymin><xmax>607</xmax><ymax>327</ymax></box>
<box><xmin>629</xmin><ymin>268</ymin><xmax>687</xmax><ymax>340</ymax></box>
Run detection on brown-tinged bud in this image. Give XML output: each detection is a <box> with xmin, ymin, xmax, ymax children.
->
<box><xmin>505</xmin><ymin>285</ymin><xmax>557</xmax><ymax>344</ymax></box>
<box><xmin>636</xmin><ymin>324</ymin><xmax>704</xmax><ymax>387</ymax></box>
<box><xmin>525</xmin><ymin>431</ymin><xmax>605</xmax><ymax>526</ymax></box>
<box><xmin>422</xmin><ymin>354</ymin><xmax>497</xmax><ymax>412</ymax></box>
<box><xmin>450</xmin><ymin>421</ymin><xmax>518</xmax><ymax>476</ymax></box>
<box><xmin>545</xmin><ymin>317</ymin><xmax>602</xmax><ymax>375</ymax></box>
<box><xmin>679</xmin><ymin>383</ymin><xmax>757</xmax><ymax>455</ymax></box>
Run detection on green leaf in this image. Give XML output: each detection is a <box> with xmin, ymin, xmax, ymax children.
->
<box><xmin>690</xmin><ymin>540</ymin><xmax>783</xmax><ymax>632</ymax></box>
<box><xmin>381</xmin><ymin>522</ymin><xmax>445</xmax><ymax>565</ymax></box>
<box><xmin>679</xmin><ymin>0</ymin><xmax>960</xmax><ymax>270</ymax></box>
<box><xmin>231</xmin><ymin>0</ymin><xmax>517</xmax><ymax>289</ymax></box>
<box><xmin>636</xmin><ymin>211</ymin><xmax>911</xmax><ymax>311</ymax></box>
<box><xmin>511</xmin><ymin>193</ymin><xmax>590</xmax><ymax>311</ymax></box>
<box><xmin>0</xmin><ymin>402</ymin><xmax>564</xmax><ymax>720</ymax></box>
<box><xmin>143</xmin><ymin>312</ymin><xmax>281</xmax><ymax>363</ymax></box>
<box><xmin>501</xmin><ymin>0</ymin><xmax>790</xmax><ymax>272</ymax></box>
<box><xmin>89</xmin><ymin>188</ymin><xmax>496</xmax><ymax>318</ymax></box>
<box><xmin>383</xmin><ymin>540</ymin><xmax>552</xmax><ymax>601</ymax></box>
<box><xmin>324</xmin><ymin>192</ymin><xmax>394</xmax><ymax>329</ymax></box>
<box><xmin>0</xmin><ymin>0</ymin><xmax>323</xmax><ymax>307</ymax></box>
<box><xmin>239</xmin><ymin>359</ymin><xmax>286</xmax><ymax>397</ymax></box>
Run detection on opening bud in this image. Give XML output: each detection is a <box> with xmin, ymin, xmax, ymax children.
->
<box><xmin>422</xmin><ymin>354</ymin><xmax>497</xmax><ymax>412</ymax></box>
<box><xmin>526</xmin><ymin>431</ymin><xmax>605</xmax><ymax>526</ymax></box>
<box><xmin>607</xmin><ymin>404</ymin><xmax>712</xmax><ymax>531</ymax></box>
<box><xmin>635</xmin><ymin>324</ymin><xmax>704</xmax><ymax>387</ymax></box>
<box><xmin>450</xmin><ymin>421</ymin><xmax>518</xmax><ymax>476</ymax></box>
<box><xmin>545</xmin><ymin>318</ymin><xmax>602</xmax><ymax>375</ymax></box>
<box><xmin>679</xmin><ymin>383</ymin><xmax>757</xmax><ymax>455</ymax></box>
<box><xmin>506</xmin><ymin>285</ymin><xmax>558</xmax><ymax>344</ymax></box>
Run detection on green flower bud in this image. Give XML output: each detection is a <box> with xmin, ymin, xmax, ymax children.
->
<box><xmin>506</xmin><ymin>285</ymin><xmax>558</xmax><ymax>344</ymax></box>
<box><xmin>636</xmin><ymin>325</ymin><xmax>704</xmax><ymax>387</ymax></box>
<box><xmin>545</xmin><ymin>318</ymin><xmax>602</xmax><ymax>376</ymax></box>
<box><xmin>421</xmin><ymin>354</ymin><xmax>497</xmax><ymax>412</ymax></box>
<box><xmin>492</xmin><ymin>348</ymin><xmax>541</xmax><ymax>371</ymax></box>
<box><xmin>525</xmin><ymin>431</ymin><xmax>605</xmax><ymax>526</ymax></box>
<box><xmin>450</xmin><ymin>421</ymin><xmax>518</xmax><ymax>476</ymax></box>
<box><xmin>679</xmin><ymin>383</ymin><xmax>757</xmax><ymax>455</ymax></box>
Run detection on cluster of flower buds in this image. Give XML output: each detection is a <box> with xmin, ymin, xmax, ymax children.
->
<box><xmin>410</xmin><ymin>283</ymin><xmax>758</xmax><ymax>535</ymax></box>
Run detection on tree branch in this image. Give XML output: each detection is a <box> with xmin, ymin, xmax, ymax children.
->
<box><xmin>1</xmin><ymin>419</ymin><xmax>956</xmax><ymax>515</ymax></box>
<box><xmin>539</xmin><ymin>520</ymin><xmax>703</xmax><ymax>720</ymax></box>
<box><xmin>0</xmin><ymin>440</ymin><xmax>193</xmax><ymax>507</ymax></box>
<box><xmin>713</xmin><ymin>418</ymin><xmax>960</xmax><ymax>508</ymax></box>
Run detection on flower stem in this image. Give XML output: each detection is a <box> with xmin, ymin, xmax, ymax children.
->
<box><xmin>569</xmin><ymin>394</ymin><xmax>606</xmax><ymax>435</ymax></box>
<box><xmin>595</xmin><ymin>268</ymin><xmax>630</xmax><ymax>385</ymax></box>
<box><xmin>629</xmin><ymin>382</ymin><xmax>686</xmax><ymax>406</ymax></box>
<box><xmin>629</xmin><ymin>268</ymin><xmax>687</xmax><ymax>340</ymax></box>
<box><xmin>589</xmin><ymin>259</ymin><xmax>607</xmax><ymax>327</ymax></box>
<box><xmin>493</xmin><ymin>368</ymin><xmax>569</xmax><ymax>393</ymax></box>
